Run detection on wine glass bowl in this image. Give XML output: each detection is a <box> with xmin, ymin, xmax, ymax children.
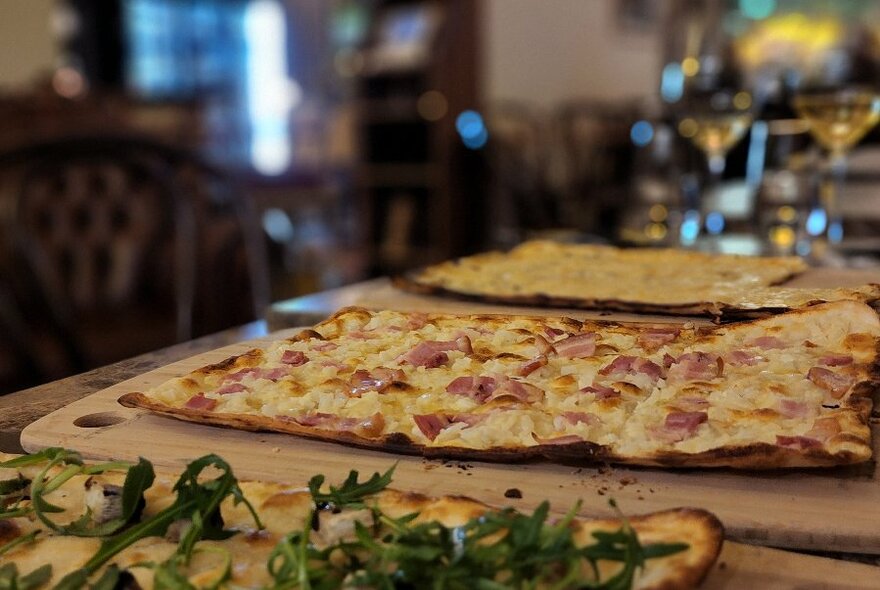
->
<box><xmin>675</xmin><ymin>88</ymin><xmax>754</xmax><ymax>248</ymax></box>
<box><xmin>791</xmin><ymin>85</ymin><xmax>880</xmax><ymax>255</ymax></box>
<box><xmin>793</xmin><ymin>88</ymin><xmax>880</xmax><ymax>161</ymax></box>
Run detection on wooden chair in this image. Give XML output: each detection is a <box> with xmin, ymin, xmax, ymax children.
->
<box><xmin>0</xmin><ymin>135</ymin><xmax>269</xmax><ymax>393</ymax></box>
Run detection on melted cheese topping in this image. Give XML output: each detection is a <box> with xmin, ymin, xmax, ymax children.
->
<box><xmin>144</xmin><ymin>301</ymin><xmax>879</xmax><ymax>465</ymax></box>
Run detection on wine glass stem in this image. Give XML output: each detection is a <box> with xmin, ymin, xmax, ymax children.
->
<box><xmin>824</xmin><ymin>152</ymin><xmax>847</xmax><ymax>244</ymax></box>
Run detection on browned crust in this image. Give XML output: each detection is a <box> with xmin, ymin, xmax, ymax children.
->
<box><xmin>392</xmin><ymin>275</ymin><xmax>880</xmax><ymax>321</ymax></box>
<box><xmin>118</xmin><ymin>389</ymin><xmax>872</xmax><ymax>469</ymax></box>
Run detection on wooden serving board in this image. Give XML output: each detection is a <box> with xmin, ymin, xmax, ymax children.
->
<box><xmin>20</xmin><ymin>330</ymin><xmax>880</xmax><ymax>559</ymax></box>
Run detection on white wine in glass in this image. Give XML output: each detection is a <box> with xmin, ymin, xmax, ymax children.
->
<box><xmin>793</xmin><ymin>88</ymin><xmax>880</xmax><ymax>252</ymax></box>
<box><xmin>793</xmin><ymin>90</ymin><xmax>880</xmax><ymax>158</ymax></box>
<box><xmin>677</xmin><ymin>94</ymin><xmax>753</xmax><ymax>248</ymax></box>
<box><xmin>681</xmin><ymin>112</ymin><xmax>754</xmax><ymax>175</ymax></box>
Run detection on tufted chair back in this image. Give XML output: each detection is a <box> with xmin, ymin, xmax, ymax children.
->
<box><xmin>0</xmin><ymin>136</ymin><xmax>269</xmax><ymax>392</ymax></box>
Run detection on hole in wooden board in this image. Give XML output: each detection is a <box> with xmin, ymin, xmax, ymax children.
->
<box><xmin>73</xmin><ymin>412</ymin><xmax>129</xmax><ymax>428</ymax></box>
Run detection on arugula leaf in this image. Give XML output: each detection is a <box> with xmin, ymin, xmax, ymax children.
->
<box><xmin>0</xmin><ymin>475</ymin><xmax>29</xmax><ymax>499</ymax></box>
<box><xmin>307</xmin><ymin>464</ymin><xmax>395</xmax><ymax>509</ymax></box>
<box><xmin>0</xmin><ymin>531</ymin><xmax>40</xmax><ymax>559</ymax></box>
<box><xmin>0</xmin><ymin>563</ymin><xmax>52</xmax><ymax>590</ymax></box>
<box><xmin>0</xmin><ymin>448</ymin><xmax>81</xmax><ymax>470</ymax></box>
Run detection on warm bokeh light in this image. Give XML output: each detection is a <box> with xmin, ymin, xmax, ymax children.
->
<box><xmin>777</xmin><ymin>205</ymin><xmax>796</xmax><ymax>223</ymax></box>
<box><xmin>648</xmin><ymin>204</ymin><xmax>667</xmax><ymax>223</ymax></box>
<box><xmin>770</xmin><ymin>225</ymin><xmax>796</xmax><ymax>248</ymax></box>
<box><xmin>681</xmin><ymin>57</ymin><xmax>700</xmax><ymax>77</ymax></box>
<box><xmin>678</xmin><ymin>118</ymin><xmax>698</xmax><ymax>138</ymax></box>
<box><xmin>646</xmin><ymin>223</ymin><xmax>667</xmax><ymax>240</ymax></box>
<box><xmin>734</xmin><ymin>13</ymin><xmax>843</xmax><ymax>70</ymax></box>
<box><xmin>733</xmin><ymin>91</ymin><xmax>752</xmax><ymax>110</ymax></box>
<box><xmin>417</xmin><ymin>90</ymin><xmax>448</xmax><ymax>121</ymax></box>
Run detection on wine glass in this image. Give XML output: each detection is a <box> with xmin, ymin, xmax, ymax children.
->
<box><xmin>792</xmin><ymin>86</ymin><xmax>880</xmax><ymax>257</ymax></box>
<box><xmin>675</xmin><ymin>88</ymin><xmax>754</xmax><ymax>249</ymax></box>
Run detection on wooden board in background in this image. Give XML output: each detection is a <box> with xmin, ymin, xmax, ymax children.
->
<box><xmin>20</xmin><ymin>332</ymin><xmax>880</xmax><ymax>558</ymax></box>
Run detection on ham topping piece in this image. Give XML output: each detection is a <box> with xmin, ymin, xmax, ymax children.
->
<box><xmin>775</xmin><ymin>435</ymin><xmax>821</xmax><ymax>450</ymax></box>
<box><xmin>184</xmin><ymin>394</ymin><xmax>216</xmax><ymax>410</ymax></box>
<box><xmin>672</xmin><ymin>396</ymin><xmax>710</xmax><ymax>412</ymax></box>
<box><xmin>281</xmin><ymin>350</ymin><xmax>309</xmax><ymax>366</ymax></box>
<box><xmin>598</xmin><ymin>355</ymin><xmax>662</xmax><ymax>381</ymax></box>
<box><xmin>725</xmin><ymin>350</ymin><xmax>763</xmax><ymax>367</ymax></box>
<box><xmin>446</xmin><ymin>376</ymin><xmax>498</xmax><ymax>402</ymax></box>
<box><xmin>400</xmin><ymin>336</ymin><xmax>473</xmax><ymax>368</ymax></box>
<box><xmin>778</xmin><ymin>399</ymin><xmax>809</xmax><ymax>419</ymax></box>
<box><xmin>413</xmin><ymin>413</ymin><xmax>486</xmax><ymax>441</ymax></box>
<box><xmin>543</xmin><ymin>326</ymin><xmax>566</xmax><ymax>341</ymax></box>
<box><xmin>312</xmin><ymin>342</ymin><xmax>338</xmax><ymax>352</ymax></box>
<box><xmin>747</xmin><ymin>336</ymin><xmax>786</xmax><ymax>350</ymax></box>
<box><xmin>819</xmin><ymin>354</ymin><xmax>853</xmax><ymax>367</ymax></box>
<box><xmin>807</xmin><ymin>367</ymin><xmax>855</xmax><ymax>399</ymax></box>
<box><xmin>637</xmin><ymin>327</ymin><xmax>681</xmax><ymax>351</ymax></box>
<box><xmin>485</xmin><ymin>377</ymin><xmax>545</xmax><ymax>405</ymax></box>
<box><xmin>216</xmin><ymin>383</ymin><xmax>247</xmax><ymax>395</ymax></box>
<box><xmin>580</xmin><ymin>383</ymin><xmax>619</xmax><ymax>400</ymax></box>
<box><xmin>653</xmin><ymin>411</ymin><xmax>708</xmax><ymax>443</ymax></box>
<box><xmin>349</xmin><ymin>367</ymin><xmax>406</xmax><ymax>396</ymax></box>
<box><xmin>517</xmin><ymin>355</ymin><xmax>548</xmax><ymax>377</ymax></box>
<box><xmin>532</xmin><ymin>334</ymin><xmax>555</xmax><ymax>356</ymax></box>
<box><xmin>666</xmin><ymin>352</ymin><xmax>723</xmax><ymax>382</ymax></box>
<box><xmin>554</xmin><ymin>333</ymin><xmax>597</xmax><ymax>358</ymax></box>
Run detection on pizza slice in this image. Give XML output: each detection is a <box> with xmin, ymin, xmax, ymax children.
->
<box><xmin>394</xmin><ymin>240</ymin><xmax>880</xmax><ymax>318</ymax></box>
<box><xmin>0</xmin><ymin>450</ymin><xmax>723</xmax><ymax>589</ymax></box>
<box><xmin>120</xmin><ymin>300</ymin><xmax>879</xmax><ymax>469</ymax></box>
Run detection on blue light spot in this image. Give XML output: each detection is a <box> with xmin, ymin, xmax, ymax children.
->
<box><xmin>630</xmin><ymin>120</ymin><xmax>654</xmax><ymax>147</ymax></box>
<box><xmin>739</xmin><ymin>0</ymin><xmax>776</xmax><ymax>20</ymax></box>
<box><xmin>828</xmin><ymin>221</ymin><xmax>844</xmax><ymax>243</ymax></box>
<box><xmin>456</xmin><ymin>110</ymin><xmax>484</xmax><ymax>139</ymax></box>
<box><xmin>262</xmin><ymin>208</ymin><xmax>295</xmax><ymax>242</ymax></box>
<box><xmin>795</xmin><ymin>240</ymin><xmax>812</xmax><ymax>257</ymax></box>
<box><xmin>660</xmin><ymin>63</ymin><xmax>684</xmax><ymax>103</ymax></box>
<box><xmin>705</xmin><ymin>212</ymin><xmax>725</xmax><ymax>235</ymax></box>
<box><xmin>462</xmin><ymin>126</ymin><xmax>488</xmax><ymax>150</ymax></box>
<box><xmin>680</xmin><ymin>212</ymin><xmax>701</xmax><ymax>244</ymax></box>
<box><xmin>456</xmin><ymin>110</ymin><xmax>488</xmax><ymax>149</ymax></box>
<box><xmin>805</xmin><ymin>208</ymin><xmax>827</xmax><ymax>236</ymax></box>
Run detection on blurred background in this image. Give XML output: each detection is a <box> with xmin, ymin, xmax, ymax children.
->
<box><xmin>2</xmin><ymin>0</ymin><xmax>880</xmax><ymax>393</ymax></box>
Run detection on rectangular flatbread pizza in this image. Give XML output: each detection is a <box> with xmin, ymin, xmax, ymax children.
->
<box><xmin>120</xmin><ymin>300</ymin><xmax>880</xmax><ymax>469</ymax></box>
<box><xmin>394</xmin><ymin>240</ymin><xmax>880</xmax><ymax>318</ymax></box>
<box><xmin>0</xmin><ymin>450</ymin><xmax>723</xmax><ymax>589</ymax></box>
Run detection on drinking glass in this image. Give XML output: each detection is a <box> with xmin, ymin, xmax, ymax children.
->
<box><xmin>675</xmin><ymin>88</ymin><xmax>754</xmax><ymax>248</ymax></box>
<box><xmin>792</xmin><ymin>87</ymin><xmax>880</xmax><ymax>255</ymax></box>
